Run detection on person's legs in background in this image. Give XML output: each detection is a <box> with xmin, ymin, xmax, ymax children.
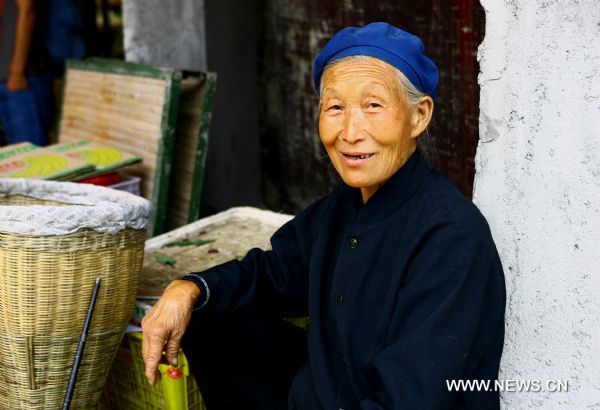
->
<box><xmin>28</xmin><ymin>74</ymin><xmax>54</xmax><ymax>141</ymax></box>
<box><xmin>182</xmin><ymin>312</ymin><xmax>309</xmax><ymax>410</ymax></box>
<box><xmin>0</xmin><ymin>73</ymin><xmax>53</xmax><ymax>146</ymax></box>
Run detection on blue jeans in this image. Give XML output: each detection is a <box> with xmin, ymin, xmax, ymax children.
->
<box><xmin>0</xmin><ymin>74</ymin><xmax>54</xmax><ymax>146</ymax></box>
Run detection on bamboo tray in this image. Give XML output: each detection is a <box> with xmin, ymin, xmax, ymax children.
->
<box><xmin>165</xmin><ymin>72</ymin><xmax>216</xmax><ymax>232</ymax></box>
<box><xmin>59</xmin><ymin>58</ymin><xmax>181</xmax><ymax>236</ymax></box>
<box><xmin>140</xmin><ymin>207</ymin><xmax>293</xmax><ymax>292</ymax></box>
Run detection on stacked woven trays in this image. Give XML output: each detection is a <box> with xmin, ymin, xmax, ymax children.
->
<box><xmin>0</xmin><ymin>178</ymin><xmax>150</xmax><ymax>409</ymax></box>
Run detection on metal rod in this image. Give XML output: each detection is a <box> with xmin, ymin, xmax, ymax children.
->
<box><xmin>62</xmin><ymin>277</ymin><xmax>102</xmax><ymax>410</ymax></box>
<box><xmin>26</xmin><ymin>336</ymin><xmax>36</xmax><ymax>390</ymax></box>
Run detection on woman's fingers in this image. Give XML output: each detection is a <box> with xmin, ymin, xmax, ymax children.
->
<box><xmin>140</xmin><ymin>280</ymin><xmax>200</xmax><ymax>385</ymax></box>
<box><xmin>142</xmin><ymin>323</ymin><xmax>168</xmax><ymax>385</ymax></box>
<box><xmin>164</xmin><ymin>336</ymin><xmax>182</xmax><ymax>367</ymax></box>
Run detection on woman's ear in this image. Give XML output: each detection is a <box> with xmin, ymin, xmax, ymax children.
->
<box><xmin>410</xmin><ymin>96</ymin><xmax>434</xmax><ymax>139</ymax></box>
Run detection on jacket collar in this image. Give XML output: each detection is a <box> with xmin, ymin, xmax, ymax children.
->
<box><xmin>340</xmin><ymin>149</ymin><xmax>431</xmax><ymax>230</ymax></box>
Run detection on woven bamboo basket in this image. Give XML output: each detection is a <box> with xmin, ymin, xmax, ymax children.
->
<box><xmin>0</xmin><ymin>178</ymin><xmax>151</xmax><ymax>409</ymax></box>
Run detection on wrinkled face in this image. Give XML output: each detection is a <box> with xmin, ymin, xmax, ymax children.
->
<box><xmin>318</xmin><ymin>57</ymin><xmax>420</xmax><ymax>201</ymax></box>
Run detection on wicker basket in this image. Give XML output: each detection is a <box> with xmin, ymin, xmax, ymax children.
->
<box><xmin>0</xmin><ymin>178</ymin><xmax>150</xmax><ymax>409</ymax></box>
<box><xmin>101</xmin><ymin>332</ymin><xmax>206</xmax><ymax>410</ymax></box>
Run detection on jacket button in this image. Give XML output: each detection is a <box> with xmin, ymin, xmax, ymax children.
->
<box><xmin>337</xmin><ymin>295</ymin><xmax>344</xmax><ymax>305</ymax></box>
<box><xmin>348</xmin><ymin>237</ymin><xmax>358</xmax><ymax>249</ymax></box>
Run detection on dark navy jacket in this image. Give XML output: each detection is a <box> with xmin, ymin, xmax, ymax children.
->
<box><xmin>185</xmin><ymin>150</ymin><xmax>506</xmax><ymax>409</ymax></box>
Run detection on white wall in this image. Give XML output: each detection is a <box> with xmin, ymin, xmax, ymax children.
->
<box><xmin>123</xmin><ymin>0</ymin><xmax>207</xmax><ymax>71</ymax></box>
<box><xmin>474</xmin><ymin>0</ymin><xmax>600</xmax><ymax>408</ymax></box>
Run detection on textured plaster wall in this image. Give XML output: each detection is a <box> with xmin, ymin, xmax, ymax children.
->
<box><xmin>474</xmin><ymin>0</ymin><xmax>600</xmax><ymax>408</ymax></box>
<box><xmin>122</xmin><ymin>0</ymin><xmax>207</xmax><ymax>71</ymax></box>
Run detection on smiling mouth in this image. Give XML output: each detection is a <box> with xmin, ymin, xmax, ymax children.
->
<box><xmin>342</xmin><ymin>153</ymin><xmax>374</xmax><ymax>160</ymax></box>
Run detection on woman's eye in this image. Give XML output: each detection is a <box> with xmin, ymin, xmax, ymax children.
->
<box><xmin>367</xmin><ymin>102</ymin><xmax>382</xmax><ymax>109</ymax></box>
<box><xmin>327</xmin><ymin>105</ymin><xmax>342</xmax><ymax>111</ymax></box>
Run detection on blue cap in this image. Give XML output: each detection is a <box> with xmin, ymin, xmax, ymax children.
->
<box><xmin>313</xmin><ymin>22</ymin><xmax>439</xmax><ymax>100</ymax></box>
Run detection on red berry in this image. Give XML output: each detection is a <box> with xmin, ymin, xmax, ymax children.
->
<box><xmin>166</xmin><ymin>367</ymin><xmax>183</xmax><ymax>379</ymax></box>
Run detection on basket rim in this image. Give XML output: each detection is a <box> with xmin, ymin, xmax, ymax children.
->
<box><xmin>0</xmin><ymin>178</ymin><xmax>151</xmax><ymax>235</ymax></box>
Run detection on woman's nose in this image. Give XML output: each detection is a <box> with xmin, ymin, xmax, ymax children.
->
<box><xmin>341</xmin><ymin>108</ymin><xmax>365</xmax><ymax>143</ymax></box>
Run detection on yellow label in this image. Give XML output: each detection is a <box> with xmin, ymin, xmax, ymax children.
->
<box><xmin>78</xmin><ymin>147</ymin><xmax>123</xmax><ymax>166</ymax></box>
<box><xmin>12</xmin><ymin>155</ymin><xmax>68</xmax><ymax>177</ymax></box>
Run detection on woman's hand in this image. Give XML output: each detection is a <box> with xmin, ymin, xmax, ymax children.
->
<box><xmin>141</xmin><ymin>279</ymin><xmax>201</xmax><ymax>385</ymax></box>
<box><xmin>6</xmin><ymin>72</ymin><xmax>29</xmax><ymax>91</ymax></box>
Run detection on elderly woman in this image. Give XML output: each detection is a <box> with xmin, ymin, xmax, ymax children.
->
<box><xmin>142</xmin><ymin>22</ymin><xmax>505</xmax><ymax>409</ymax></box>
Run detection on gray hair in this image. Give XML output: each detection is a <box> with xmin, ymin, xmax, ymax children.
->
<box><xmin>318</xmin><ymin>55</ymin><xmax>435</xmax><ymax>164</ymax></box>
<box><xmin>318</xmin><ymin>55</ymin><xmax>425</xmax><ymax>107</ymax></box>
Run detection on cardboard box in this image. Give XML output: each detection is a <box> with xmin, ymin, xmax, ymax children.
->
<box><xmin>50</xmin><ymin>140</ymin><xmax>142</xmax><ymax>179</ymax></box>
<box><xmin>0</xmin><ymin>143</ymin><xmax>94</xmax><ymax>180</ymax></box>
